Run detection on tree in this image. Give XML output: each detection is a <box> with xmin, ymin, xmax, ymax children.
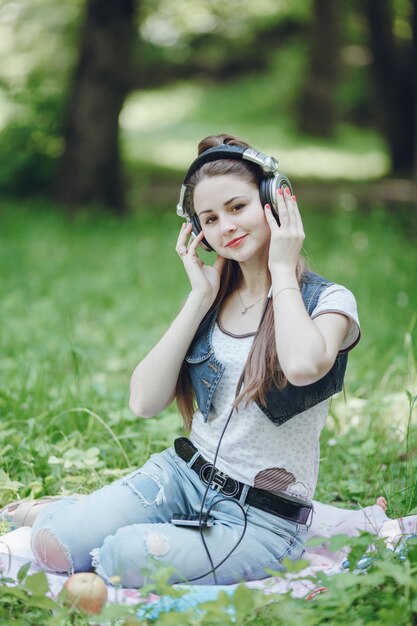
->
<box><xmin>297</xmin><ymin>0</ymin><xmax>340</xmax><ymax>137</ymax></box>
<box><xmin>56</xmin><ymin>0</ymin><xmax>137</xmax><ymax>213</ymax></box>
<box><xmin>364</xmin><ymin>0</ymin><xmax>416</xmax><ymax>175</ymax></box>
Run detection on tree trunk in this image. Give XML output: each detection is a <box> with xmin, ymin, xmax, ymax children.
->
<box><xmin>298</xmin><ymin>0</ymin><xmax>339</xmax><ymax>137</ymax></box>
<box><xmin>56</xmin><ymin>0</ymin><xmax>136</xmax><ymax>213</ymax></box>
<box><xmin>364</xmin><ymin>0</ymin><xmax>416</xmax><ymax>175</ymax></box>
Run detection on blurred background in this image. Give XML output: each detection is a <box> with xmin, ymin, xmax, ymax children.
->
<box><xmin>0</xmin><ymin>0</ymin><xmax>416</xmax><ymax>508</ymax></box>
<box><xmin>0</xmin><ymin>0</ymin><xmax>416</xmax><ymax>209</ymax></box>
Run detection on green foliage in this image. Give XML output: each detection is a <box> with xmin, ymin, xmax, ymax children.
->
<box><xmin>3</xmin><ymin>541</ymin><xmax>416</xmax><ymax>625</ymax></box>
<box><xmin>0</xmin><ymin>1</ymin><xmax>82</xmax><ymax>196</ymax></box>
<box><xmin>0</xmin><ymin>80</ymin><xmax>63</xmax><ymax>195</ymax></box>
<box><xmin>0</xmin><ymin>199</ymin><xmax>416</xmax><ymax>506</ymax></box>
<box><xmin>1</xmin><ymin>0</ymin><xmax>405</xmax><ymax>199</ymax></box>
<box><xmin>0</xmin><ymin>562</ymin><xmax>145</xmax><ymax>625</ymax></box>
<box><xmin>121</xmin><ymin>72</ymin><xmax>389</xmax><ymax>184</ymax></box>
<box><xmin>0</xmin><ymin>566</ymin><xmax>58</xmax><ymax>625</ymax></box>
<box><xmin>0</xmin><ymin>200</ymin><xmax>416</xmax><ymax>623</ymax></box>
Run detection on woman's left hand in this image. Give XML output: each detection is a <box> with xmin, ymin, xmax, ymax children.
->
<box><xmin>264</xmin><ymin>188</ymin><xmax>305</xmax><ymax>272</ymax></box>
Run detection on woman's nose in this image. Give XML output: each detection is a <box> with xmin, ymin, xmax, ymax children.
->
<box><xmin>220</xmin><ymin>217</ymin><xmax>237</xmax><ymax>234</ymax></box>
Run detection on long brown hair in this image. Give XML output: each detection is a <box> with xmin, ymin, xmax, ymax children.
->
<box><xmin>175</xmin><ymin>134</ymin><xmax>305</xmax><ymax>430</ymax></box>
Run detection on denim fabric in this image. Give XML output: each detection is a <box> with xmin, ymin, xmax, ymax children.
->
<box><xmin>185</xmin><ymin>270</ymin><xmax>348</xmax><ymax>426</ymax></box>
<box><xmin>31</xmin><ymin>448</ymin><xmax>305</xmax><ymax>588</ymax></box>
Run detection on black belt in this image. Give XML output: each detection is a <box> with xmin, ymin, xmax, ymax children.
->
<box><xmin>174</xmin><ymin>437</ymin><xmax>312</xmax><ymax>525</ymax></box>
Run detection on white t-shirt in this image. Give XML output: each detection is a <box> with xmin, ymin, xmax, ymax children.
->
<box><xmin>190</xmin><ymin>283</ymin><xmax>360</xmax><ymax>502</ymax></box>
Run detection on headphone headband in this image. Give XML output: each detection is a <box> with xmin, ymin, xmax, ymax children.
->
<box><xmin>176</xmin><ymin>145</ymin><xmax>280</xmax><ymax>218</ymax></box>
<box><xmin>175</xmin><ymin>142</ymin><xmax>292</xmax><ymax>252</ymax></box>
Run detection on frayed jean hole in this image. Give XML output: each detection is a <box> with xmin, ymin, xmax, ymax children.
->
<box><xmin>90</xmin><ymin>547</ymin><xmax>115</xmax><ymax>585</ymax></box>
<box><xmin>31</xmin><ymin>528</ymin><xmax>73</xmax><ymax>573</ymax></box>
<box><xmin>123</xmin><ymin>471</ymin><xmax>166</xmax><ymax>507</ymax></box>
<box><xmin>145</xmin><ymin>533</ymin><xmax>170</xmax><ymax>558</ymax></box>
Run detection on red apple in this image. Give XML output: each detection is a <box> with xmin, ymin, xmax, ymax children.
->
<box><xmin>62</xmin><ymin>572</ymin><xmax>108</xmax><ymax>614</ymax></box>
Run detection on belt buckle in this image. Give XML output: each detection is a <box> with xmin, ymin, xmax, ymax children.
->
<box><xmin>211</xmin><ymin>470</ymin><xmax>228</xmax><ymax>491</ymax></box>
<box><xmin>200</xmin><ymin>463</ymin><xmax>239</xmax><ymax>497</ymax></box>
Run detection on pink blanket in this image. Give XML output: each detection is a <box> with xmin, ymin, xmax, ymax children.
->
<box><xmin>1</xmin><ymin>503</ymin><xmax>415</xmax><ymax>604</ymax></box>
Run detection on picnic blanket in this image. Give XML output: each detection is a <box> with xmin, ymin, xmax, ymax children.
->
<box><xmin>1</xmin><ymin>502</ymin><xmax>416</xmax><ymax>616</ymax></box>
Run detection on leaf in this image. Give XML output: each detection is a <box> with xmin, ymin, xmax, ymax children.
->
<box><xmin>0</xmin><ymin>469</ymin><xmax>23</xmax><ymax>493</ymax></box>
<box><xmin>280</xmin><ymin>557</ymin><xmax>311</xmax><ymax>574</ymax></box>
<box><xmin>97</xmin><ymin>603</ymin><xmax>139</xmax><ymax>621</ymax></box>
<box><xmin>0</xmin><ymin>586</ymin><xmax>28</xmax><ymax>601</ymax></box>
<box><xmin>328</xmin><ymin>534</ymin><xmax>351</xmax><ymax>551</ymax></box>
<box><xmin>47</xmin><ymin>455</ymin><xmax>62</xmax><ymax>466</ymax></box>
<box><xmin>406</xmin><ymin>390</ymin><xmax>417</xmax><ymax>410</ymax></box>
<box><xmin>25</xmin><ymin>571</ymin><xmax>50</xmax><ymax>595</ymax></box>
<box><xmin>26</xmin><ymin>594</ymin><xmax>57</xmax><ymax>610</ymax></box>
<box><xmin>376</xmin><ymin>559</ymin><xmax>415</xmax><ymax>586</ymax></box>
<box><xmin>232</xmin><ymin>584</ymin><xmax>255</xmax><ymax>619</ymax></box>
<box><xmin>305</xmin><ymin>536</ymin><xmax>329</xmax><ymax>548</ymax></box>
<box><xmin>17</xmin><ymin>561</ymin><xmax>31</xmax><ymax>583</ymax></box>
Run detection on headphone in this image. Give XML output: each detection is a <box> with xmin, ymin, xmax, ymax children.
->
<box><xmin>176</xmin><ymin>144</ymin><xmax>293</xmax><ymax>251</ymax></box>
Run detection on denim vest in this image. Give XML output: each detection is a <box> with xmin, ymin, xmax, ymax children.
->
<box><xmin>184</xmin><ymin>271</ymin><xmax>348</xmax><ymax>427</ymax></box>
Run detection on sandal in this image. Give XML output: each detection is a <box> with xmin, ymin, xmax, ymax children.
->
<box><xmin>0</xmin><ymin>496</ymin><xmax>64</xmax><ymax>531</ymax></box>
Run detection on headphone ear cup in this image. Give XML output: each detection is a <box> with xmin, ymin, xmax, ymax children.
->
<box><xmin>259</xmin><ymin>176</ymin><xmax>270</xmax><ymax>210</ymax></box>
<box><xmin>277</xmin><ymin>174</ymin><xmax>293</xmax><ymax>196</ymax></box>
<box><xmin>260</xmin><ymin>174</ymin><xmax>293</xmax><ymax>226</ymax></box>
<box><xmin>190</xmin><ymin>214</ymin><xmax>213</xmax><ymax>252</ymax></box>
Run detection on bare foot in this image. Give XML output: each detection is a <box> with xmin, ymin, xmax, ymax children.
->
<box><xmin>376</xmin><ymin>496</ymin><xmax>387</xmax><ymax>513</ymax></box>
<box><xmin>3</xmin><ymin>500</ymin><xmax>56</xmax><ymax>528</ymax></box>
<box><xmin>2</xmin><ymin>495</ymin><xmax>84</xmax><ymax>529</ymax></box>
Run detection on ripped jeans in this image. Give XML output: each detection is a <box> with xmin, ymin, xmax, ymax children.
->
<box><xmin>31</xmin><ymin>447</ymin><xmax>305</xmax><ymax>588</ymax></box>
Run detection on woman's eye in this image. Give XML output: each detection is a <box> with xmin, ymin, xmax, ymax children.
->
<box><xmin>205</xmin><ymin>216</ymin><xmax>216</xmax><ymax>225</ymax></box>
<box><xmin>231</xmin><ymin>204</ymin><xmax>244</xmax><ymax>212</ymax></box>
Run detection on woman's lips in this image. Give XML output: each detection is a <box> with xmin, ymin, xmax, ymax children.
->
<box><xmin>226</xmin><ymin>235</ymin><xmax>247</xmax><ymax>248</ymax></box>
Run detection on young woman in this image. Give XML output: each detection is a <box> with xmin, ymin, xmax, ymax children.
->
<box><xmin>24</xmin><ymin>134</ymin><xmax>361</xmax><ymax>588</ymax></box>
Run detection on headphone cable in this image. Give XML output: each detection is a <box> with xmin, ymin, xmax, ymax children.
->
<box><xmin>189</xmin><ymin>293</ymin><xmax>272</xmax><ymax>584</ymax></box>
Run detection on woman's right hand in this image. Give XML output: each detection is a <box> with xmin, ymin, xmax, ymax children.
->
<box><xmin>176</xmin><ymin>223</ymin><xmax>225</xmax><ymax>307</ymax></box>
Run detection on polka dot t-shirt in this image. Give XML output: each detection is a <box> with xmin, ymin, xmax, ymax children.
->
<box><xmin>190</xmin><ymin>283</ymin><xmax>360</xmax><ymax>502</ymax></box>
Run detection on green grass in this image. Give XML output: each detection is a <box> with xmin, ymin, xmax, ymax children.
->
<box><xmin>0</xmin><ymin>199</ymin><xmax>416</xmax><ymax>624</ymax></box>
<box><xmin>0</xmin><ymin>198</ymin><xmax>416</xmax><ymax>510</ymax></box>
<box><xmin>1</xmin><ymin>18</ymin><xmax>416</xmax><ymax>623</ymax></box>
<box><xmin>120</xmin><ymin>70</ymin><xmax>389</xmax><ymax>181</ymax></box>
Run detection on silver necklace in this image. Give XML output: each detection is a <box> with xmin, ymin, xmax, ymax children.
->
<box><xmin>237</xmin><ymin>289</ymin><xmax>267</xmax><ymax>316</ymax></box>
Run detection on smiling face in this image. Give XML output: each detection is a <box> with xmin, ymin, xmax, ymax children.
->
<box><xmin>193</xmin><ymin>174</ymin><xmax>271</xmax><ymax>263</ymax></box>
